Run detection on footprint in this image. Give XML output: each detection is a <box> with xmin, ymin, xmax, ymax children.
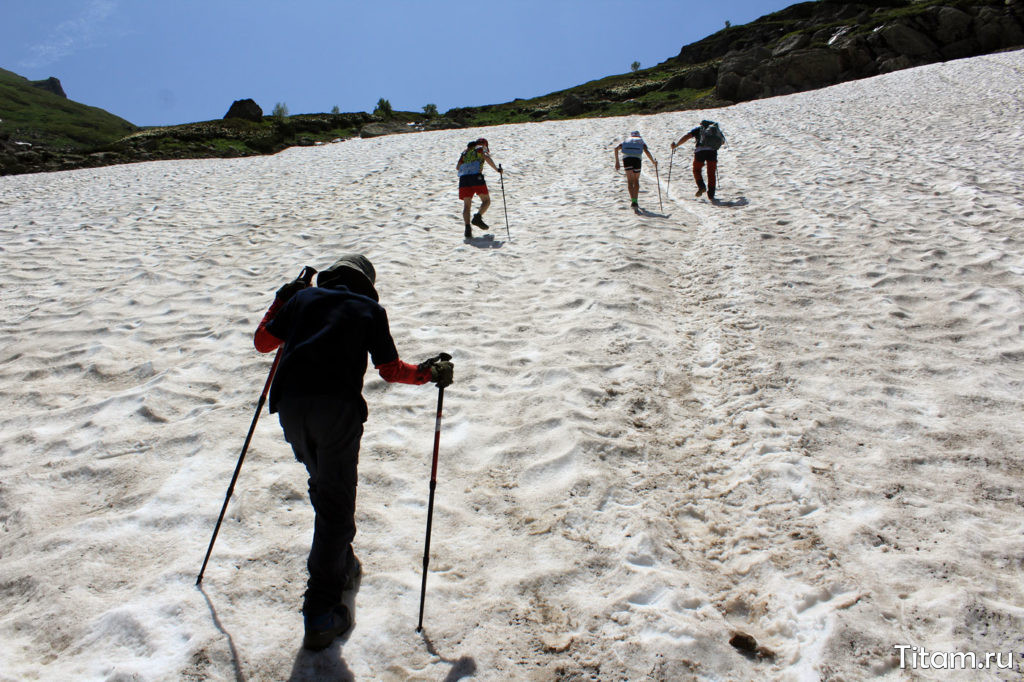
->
<box><xmin>626</xmin><ymin>552</ymin><xmax>655</xmax><ymax>567</ymax></box>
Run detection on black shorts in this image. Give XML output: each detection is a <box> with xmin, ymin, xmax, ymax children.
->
<box><xmin>623</xmin><ymin>156</ymin><xmax>641</xmax><ymax>172</ymax></box>
<box><xmin>695</xmin><ymin>150</ymin><xmax>718</xmax><ymax>163</ymax></box>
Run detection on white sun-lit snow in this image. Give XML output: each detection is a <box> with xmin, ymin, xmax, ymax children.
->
<box><xmin>1</xmin><ymin>50</ymin><xmax>1023</xmax><ymax>681</ymax></box>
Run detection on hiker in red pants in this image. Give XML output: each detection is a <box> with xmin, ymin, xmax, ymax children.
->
<box><xmin>672</xmin><ymin>120</ymin><xmax>726</xmax><ymax>200</ymax></box>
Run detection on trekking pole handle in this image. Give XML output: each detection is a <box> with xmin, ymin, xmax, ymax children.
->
<box><xmin>421</xmin><ymin>352</ymin><xmax>451</xmax><ymax>366</ymax></box>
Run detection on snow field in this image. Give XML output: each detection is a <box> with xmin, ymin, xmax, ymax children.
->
<box><xmin>1</xmin><ymin>50</ymin><xmax>1022</xmax><ymax>680</ymax></box>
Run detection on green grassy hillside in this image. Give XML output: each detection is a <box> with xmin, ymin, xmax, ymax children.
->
<box><xmin>0</xmin><ymin>68</ymin><xmax>136</xmax><ymax>149</ymax></box>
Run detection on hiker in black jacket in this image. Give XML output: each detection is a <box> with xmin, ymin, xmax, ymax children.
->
<box><xmin>672</xmin><ymin>120</ymin><xmax>725</xmax><ymax>200</ymax></box>
<box><xmin>254</xmin><ymin>254</ymin><xmax>453</xmax><ymax>650</ymax></box>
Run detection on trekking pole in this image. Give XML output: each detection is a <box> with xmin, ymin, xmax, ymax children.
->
<box><xmin>196</xmin><ymin>265</ymin><xmax>316</xmax><ymax>587</ymax></box>
<box><xmin>655</xmin><ymin>157</ymin><xmax>663</xmax><ymax>213</ymax></box>
<box><xmin>667</xmin><ymin>147</ymin><xmax>675</xmax><ymax>196</ymax></box>
<box><xmin>416</xmin><ymin>352</ymin><xmax>452</xmax><ymax>632</ymax></box>
<box><xmin>498</xmin><ymin>164</ymin><xmax>511</xmax><ymax>242</ymax></box>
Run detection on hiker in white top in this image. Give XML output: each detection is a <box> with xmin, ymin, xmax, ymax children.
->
<box><xmin>614</xmin><ymin>131</ymin><xmax>657</xmax><ymax>214</ymax></box>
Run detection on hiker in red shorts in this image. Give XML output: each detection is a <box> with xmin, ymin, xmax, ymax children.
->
<box><xmin>457</xmin><ymin>138</ymin><xmax>502</xmax><ymax>239</ymax></box>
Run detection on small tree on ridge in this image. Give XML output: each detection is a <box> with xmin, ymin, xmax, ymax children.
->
<box><xmin>374</xmin><ymin>98</ymin><xmax>393</xmax><ymax>118</ymax></box>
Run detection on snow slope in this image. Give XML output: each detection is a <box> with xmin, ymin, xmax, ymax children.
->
<box><xmin>1</xmin><ymin>50</ymin><xmax>1023</xmax><ymax>680</ymax></box>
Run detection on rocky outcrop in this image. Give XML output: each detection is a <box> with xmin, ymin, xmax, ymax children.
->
<box><xmin>659</xmin><ymin>65</ymin><xmax>717</xmax><ymax>92</ymax></box>
<box><xmin>223</xmin><ymin>99</ymin><xmax>263</xmax><ymax>122</ymax></box>
<box><xmin>30</xmin><ymin>77</ymin><xmax>66</xmax><ymax>98</ymax></box>
<box><xmin>561</xmin><ymin>93</ymin><xmax>587</xmax><ymax>116</ymax></box>
<box><xmin>553</xmin><ymin>0</ymin><xmax>1024</xmax><ymax>118</ymax></box>
<box><xmin>708</xmin><ymin>1</ymin><xmax>1024</xmax><ymax>103</ymax></box>
<box><xmin>360</xmin><ymin>120</ymin><xmax>419</xmax><ymax>137</ymax></box>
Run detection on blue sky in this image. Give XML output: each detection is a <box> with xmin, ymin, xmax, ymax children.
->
<box><xmin>2</xmin><ymin>0</ymin><xmax>795</xmax><ymax>127</ymax></box>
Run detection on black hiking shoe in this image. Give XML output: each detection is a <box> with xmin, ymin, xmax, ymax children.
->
<box><xmin>708</xmin><ymin>189</ymin><xmax>716</xmax><ymax>200</ymax></box>
<box><xmin>632</xmin><ymin>204</ymin><xmax>642</xmax><ymax>215</ymax></box>
<box><xmin>303</xmin><ymin>604</ymin><xmax>352</xmax><ymax>651</ymax></box>
<box><xmin>464</xmin><ymin>224</ymin><xmax>472</xmax><ymax>239</ymax></box>
<box><xmin>471</xmin><ymin>213</ymin><xmax>490</xmax><ymax>230</ymax></box>
<box><xmin>695</xmin><ymin>187</ymin><xmax>705</xmax><ymax>197</ymax></box>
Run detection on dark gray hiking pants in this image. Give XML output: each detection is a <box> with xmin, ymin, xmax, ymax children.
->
<box><xmin>277</xmin><ymin>396</ymin><xmax>362</xmax><ymax>617</ymax></box>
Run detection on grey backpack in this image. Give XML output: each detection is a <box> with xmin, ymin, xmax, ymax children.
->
<box><xmin>699</xmin><ymin>121</ymin><xmax>726</xmax><ymax>150</ymax></box>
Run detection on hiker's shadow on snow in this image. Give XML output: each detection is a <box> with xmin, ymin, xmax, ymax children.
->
<box><xmin>464</xmin><ymin>234</ymin><xmax>504</xmax><ymax>249</ymax></box>
<box><xmin>712</xmin><ymin>196</ymin><xmax>749</xmax><ymax>208</ymax></box>
<box><xmin>289</xmin><ymin>645</ymin><xmax>354</xmax><ymax>682</ymax></box>
<box><xmin>422</xmin><ymin>632</ymin><xmax>478</xmax><ymax>681</ymax></box>
<box><xmin>638</xmin><ymin>208</ymin><xmax>671</xmax><ymax>219</ymax></box>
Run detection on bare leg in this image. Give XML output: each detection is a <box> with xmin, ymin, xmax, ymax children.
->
<box><xmin>627</xmin><ymin>172</ymin><xmax>640</xmax><ymax>201</ymax></box>
<box><xmin>477</xmin><ymin>194</ymin><xmax>491</xmax><ymax>217</ymax></box>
